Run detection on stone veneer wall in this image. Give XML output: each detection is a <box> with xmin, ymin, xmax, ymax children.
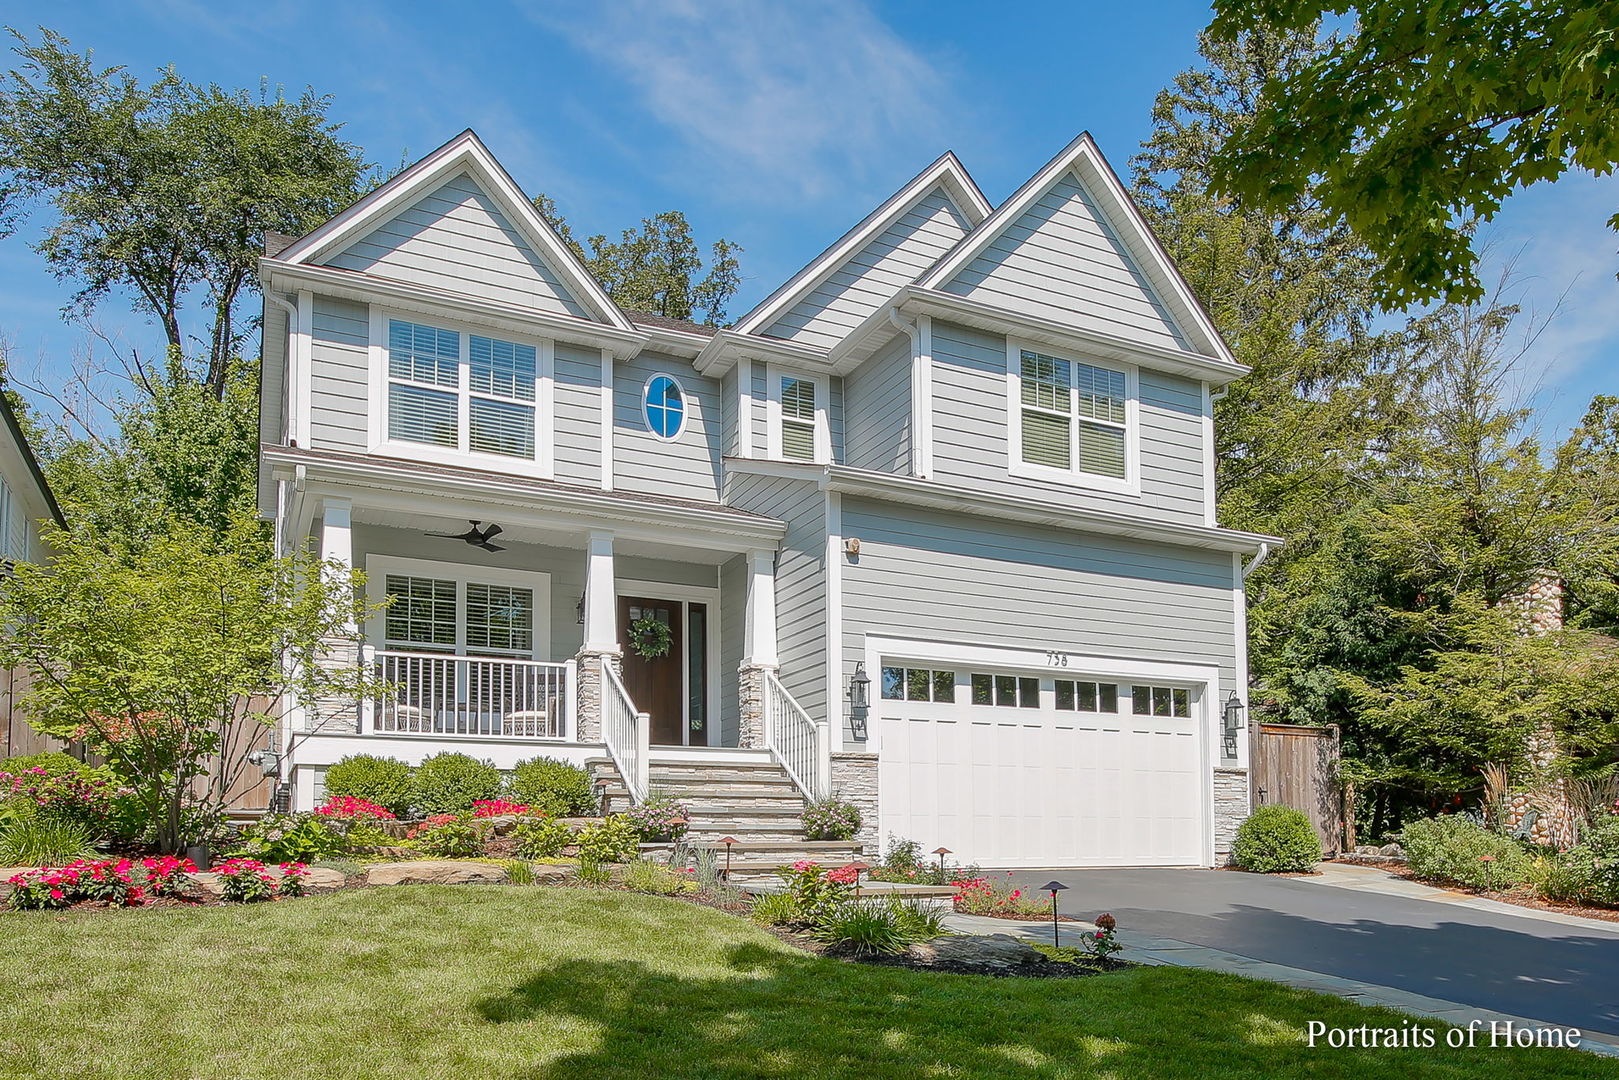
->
<box><xmin>573</xmin><ymin>650</ymin><xmax>621</xmax><ymax>744</ymax></box>
<box><xmin>737</xmin><ymin>664</ymin><xmax>772</xmax><ymax>749</ymax></box>
<box><xmin>309</xmin><ymin>639</ymin><xmax>360</xmax><ymax>733</ymax></box>
<box><xmin>830</xmin><ymin>751</ymin><xmax>880</xmax><ymax>855</ymax></box>
<box><xmin>1213</xmin><ymin>767</ymin><xmax>1250</xmax><ymax>864</ymax></box>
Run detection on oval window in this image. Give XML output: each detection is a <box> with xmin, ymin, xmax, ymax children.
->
<box><xmin>644</xmin><ymin>375</ymin><xmax>686</xmax><ymax>440</ymax></box>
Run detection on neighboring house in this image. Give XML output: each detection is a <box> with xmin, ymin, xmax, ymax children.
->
<box><xmin>0</xmin><ymin>392</ymin><xmax>66</xmax><ymax>758</ymax></box>
<box><xmin>258</xmin><ymin>129</ymin><xmax>1279</xmax><ymax>867</ymax></box>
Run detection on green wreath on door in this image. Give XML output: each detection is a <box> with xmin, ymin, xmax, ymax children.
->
<box><xmin>627</xmin><ymin>615</ymin><xmax>673</xmax><ymax>660</ymax></box>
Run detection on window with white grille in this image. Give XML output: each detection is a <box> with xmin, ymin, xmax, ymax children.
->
<box><xmin>384</xmin><ymin>318</ymin><xmax>541</xmax><ymax>462</ymax></box>
<box><xmin>1013</xmin><ymin>347</ymin><xmax>1131</xmax><ymax>481</ymax></box>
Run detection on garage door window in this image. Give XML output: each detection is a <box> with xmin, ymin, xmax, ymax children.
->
<box><xmin>971</xmin><ymin>673</ymin><xmax>1039</xmax><ymax>708</ymax></box>
<box><xmin>1132</xmin><ymin>685</ymin><xmax>1191</xmax><ymax>718</ymax></box>
<box><xmin>1055</xmin><ymin>680</ymin><xmax>1118</xmax><ymax>713</ymax></box>
<box><xmin>882</xmin><ymin>667</ymin><xmax>955</xmax><ymax>702</ymax></box>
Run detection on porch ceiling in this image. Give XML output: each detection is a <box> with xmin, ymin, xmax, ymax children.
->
<box><xmin>348</xmin><ymin>506</ymin><xmax>741</xmax><ymax>566</ymax></box>
<box><xmin>267</xmin><ymin>444</ymin><xmax>784</xmax><ymax>560</ymax></box>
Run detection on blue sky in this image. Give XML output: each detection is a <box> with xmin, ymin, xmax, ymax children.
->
<box><xmin>0</xmin><ymin>0</ymin><xmax>1613</xmax><ymax>439</ymax></box>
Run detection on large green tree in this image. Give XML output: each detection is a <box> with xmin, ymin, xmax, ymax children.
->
<box><xmin>0</xmin><ymin>27</ymin><xmax>369</xmax><ymax>397</ymax></box>
<box><xmin>1205</xmin><ymin>1</ymin><xmax>1619</xmax><ymax>308</ymax></box>
<box><xmin>534</xmin><ymin>194</ymin><xmax>742</xmax><ymax>325</ymax></box>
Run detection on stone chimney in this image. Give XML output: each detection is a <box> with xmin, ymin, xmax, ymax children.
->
<box><xmin>1507</xmin><ymin>570</ymin><xmax>1564</xmax><ymax>636</ymax></box>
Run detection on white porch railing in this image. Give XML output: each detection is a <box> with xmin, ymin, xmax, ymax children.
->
<box><xmin>763</xmin><ymin>671</ymin><xmax>830</xmax><ymax>801</ymax></box>
<box><xmin>602</xmin><ymin>664</ymin><xmax>650</xmax><ymax>804</ymax></box>
<box><xmin>368</xmin><ymin>650</ymin><xmax>574</xmax><ymax>739</ymax></box>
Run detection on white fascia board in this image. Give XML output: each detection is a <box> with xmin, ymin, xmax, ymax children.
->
<box><xmin>273</xmin><ymin>130</ymin><xmax>635</xmax><ymax>333</ymax></box>
<box><xmin>823</xmin><ymin>464</ymin><xmax>1282</xmax><ymax>554</ymax></box>
<box><xmin>635</xmin><ymin>325</ymin><xmax>712</xmax><ymax>359</ymax></box>
<box><xmin>691</xmin><ymin>328</ymin><xmax>833</xmax><ymax>377</ymax></box>
<box><xmin>263</xmin><ymin>446</ymin><xmax>787</xmax><ymax>548</ymax></box>
<box><xmin>828</xmin><ymin>285</ymin><xmax>1249</xmax><ymax>386</ymax></box>
<box><xmin>915</xmin><ymin>133</ymin><xmax>1234</xmax><ymax>366</ymax></box>
<box><xmin>732</xmin><ymin>151</ymin><xmax>992</xmax><ymax>337</ymax></box>
<box><xmin>261</xmin><ymin>259</ymin><xmax>647</xmax><ymax>360</ymax></box>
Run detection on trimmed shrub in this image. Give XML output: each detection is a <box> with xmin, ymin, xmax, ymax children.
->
<box><xmin>411</xmin><ymin>753</ymin><xmax>502</xmax><ymax>816</ymax></box>
<box><xmin>323</xmin><ymin>755</ymin><xmax>414</xmax><ymax>817</ymax></box>
<box><xmin>575</xmin><ymin>815</ymin><xmax>640</xmax><ymax>863</ymax></box>
<box><xmin>1399</xmin><ymin>815</ymin><xmax>1531</xmax><ymax>891</ymax></box>
<box><xmin>801</xmin><ymin>798</ymin><xmax>862</xmax><ymax>841</ymax></box>
<box><xmin>506</xmin><ymin>757</ymin><xmax>596</xmax><ymax>817</ymax></box>
<box><xmin>1232</xmin><ymin>805</ymin><xmax>1322</xmax><ymax>873</ymax></box>
<box><xmin>514</xmin><ymin>817</ymin><xmax>576</xmax><ymax>859</ymax></box>
<box><xmin>2</xmin><ymin>751</ymin><xmax>90</xmax><ymax>777</ymax></box>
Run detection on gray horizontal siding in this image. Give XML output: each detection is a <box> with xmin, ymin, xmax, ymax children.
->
<box><xmin>750</xmin><ymin>364</ymin><xmax>769</xmax><ymax>459</ymax></box>
<box><xmin>838</xmin><ymin>497</ymin><xmax>1237</xmax><ymax>741</ymax></box>
<box><xmin>726</xmin><ymin>473</ymin><xmax>827</xmax><ymax>724</ymax></box>
<box><xmin>930</xmin><ymin>321</ymin><xmax>1207</xmax><ymax>523</ymax></box>
<box><xmin>613</xmin><ymin>350</ymin><xmax>722</xmax><ymax>502</ymax></box>
<box><xmin>553</xmin><ymin>343</ymin><xmax>602</xmax><ymax>489</ymax></box>
<box><xmin>261</xmin><ymin>298</ymin><xmax>289</xmax><ymax>448</ymax></box>
<box><xmin>940</xmin><ymin>171</ymin><xmax>1187</xmax><ymax>352</ymax></box>
<box><xmin>843</xmin><ymin>331</ymin><xmax>911</xmax><ymax>473</ymax></box>
<box><xmin>720</xmin><ymin>367</ymin><xmax>739</xmax><ymax>458</ymax></box>
<box><xmin>309</xmin><ymin>296</ymin><xmax>370</xmax><ymax>450</ymax></box>
<box><xmin>325</xmin><ymin>171</ymin><xmax>589</xmax><ymax>319</ymax></box>
<box><xmin>765</xmin><ymin>187</ymin><xmax>971</xmax><ymax>350</ymax></box>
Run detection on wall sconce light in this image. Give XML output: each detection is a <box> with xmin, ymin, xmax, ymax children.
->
<box><xmin>848</xmin><ymin>662</ymin><xmax>871</xmax><ymax>740</ymax></box>
<box><xmin>576</xmin><ymin>594</ymin><xmax>586</xmax><ymax>625</ymax></box>
<box><xmin>1222</xmin><ymin>691</ymin><xmax>1246</xmax><ymax>731</ymax></box>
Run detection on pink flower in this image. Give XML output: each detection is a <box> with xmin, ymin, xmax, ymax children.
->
<box><xmin>48</xmin><ymin>889</ymin><xmax>63</xmax><ymax>900</ymax></box>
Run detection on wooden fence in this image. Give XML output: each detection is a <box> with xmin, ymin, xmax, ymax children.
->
<box><xmin>1</xmin><ymin>665</ymin><xmax>276</xmax><ymax>813</ymax></box>
<box><xmin>1252</xmin><ymin>722</ymin><xmax>1343</xmax><ymax>857</ymax></box>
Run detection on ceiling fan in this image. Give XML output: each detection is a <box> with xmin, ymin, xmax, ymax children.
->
<box><xmin>425</xmin><ymin>520</ymin><xmax>506</xmax><ymax>553</ymax></box>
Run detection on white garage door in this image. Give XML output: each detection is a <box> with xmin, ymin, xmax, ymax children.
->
<box><xmin>876</xmin><ymin>663</ymin><xmax>1208</xmax><ymax>868</ymax></box>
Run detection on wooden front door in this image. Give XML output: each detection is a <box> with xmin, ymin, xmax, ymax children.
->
<box><xmin>618</xmin><ymin>596</ymin><xmax>685</xmax><ymax>745</ymax></box>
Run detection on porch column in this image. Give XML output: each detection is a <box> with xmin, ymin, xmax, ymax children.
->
<box><xmin>738</xmin><ymin>547</ymin><xmax>779</xmax><ymax>748</ymax></box>
<box><xmin>312</xmin><ymin>497</ymin><xmax>360</xmax><ymax>734</ymax></box>
<box><xmin>574</xmin><ymin>530</ymin><xmax>621</xmax><ymax>743</ymax></box>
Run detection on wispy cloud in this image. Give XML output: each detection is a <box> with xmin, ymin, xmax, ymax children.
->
<box><xmin>1477</xmin><ymin>171</ymin><xmax>1619</xmax><ymax>433</ymax></box>
<box><xmin>520</xmin><ymin>0</ymin><xmax>954</xmax><ymax>201</ymax></box>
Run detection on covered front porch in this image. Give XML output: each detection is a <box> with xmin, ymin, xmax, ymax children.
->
<box><xmin>269</xmin><ymin>448</ymin><xmax>834</xmax><ymax>808</ymax></box>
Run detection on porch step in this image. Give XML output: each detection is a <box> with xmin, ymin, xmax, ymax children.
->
<box><xmin>588</xmin><ymin>753</ymin><xmax>819</xmax><ymax>849</ymax></box>
<box><xmin>640</xmin><ymin>840</ymin><xmax>863</xmax><ymax>872</ymax></box>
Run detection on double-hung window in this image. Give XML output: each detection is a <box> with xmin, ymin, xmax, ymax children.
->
<box><xmin>1014</xmin><ymin>348</ymin><xmax>1130</xmax><ymax>482</ymax></box>
<box><xmin>780</xmin><ymin>376</ymin><xmax>818</xmax><ymax>461</ymax></box>
<box><xmin>381</xmin><ymin>574</ymin><xmax>536</xmax><ymax>658</ymax></box>
<box><xmin>383</xmin><ymin>317</ymin><xmax>544</xmax><ymax>466</ymax></box>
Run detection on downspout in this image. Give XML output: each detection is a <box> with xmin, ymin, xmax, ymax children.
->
<box><xmin>264</xmin><ymin>292</ymin><xmax>298</xmax><ymax>448</ymax></box>
<box><xmin>1242</xmin><ymin>542</ymin><xmax>1271</xmax><ymax>580</ymax></box>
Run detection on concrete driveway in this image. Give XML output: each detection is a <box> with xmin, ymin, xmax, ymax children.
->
<box><xmin>1009</xmin><ymin>866</ymin><xmax>1619</xmax><ymax>1040</ymax></box>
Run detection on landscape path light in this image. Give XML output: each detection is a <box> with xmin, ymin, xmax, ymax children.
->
<box><xmin>1039</xmin><ymin>880</ymin><xmax>1070</xmax><ymax>948</ymax></box>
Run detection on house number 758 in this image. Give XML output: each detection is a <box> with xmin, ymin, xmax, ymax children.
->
<box><xmin>1045</xmin><ymin>651</ymin><xmax>1069</xmax><ymax>667</ymax></box>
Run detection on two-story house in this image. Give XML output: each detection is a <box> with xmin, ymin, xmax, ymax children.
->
<box><xmin>258</xmin><ymin>130</ymin><xmax>1279</xmax><ymax>867</ymax></box>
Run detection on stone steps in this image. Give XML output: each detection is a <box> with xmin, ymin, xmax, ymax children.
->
<box><xmin>588</xmin><ymin>754</ymin><xmax>836</xmax><ymax>851</ymax></box>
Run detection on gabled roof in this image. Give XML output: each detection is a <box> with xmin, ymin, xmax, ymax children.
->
<box><xmin>732</xmin><ymin>152</ymin><xmax>991</xmax><ymax>339</ymax></box>
<box><xmin>274</xmin><ymin>130</ymin><xmax>635</xmax><ymax>333</ymax></box>
<box><xmin>916</xmin><ymin>133</ymin><xmax>1234</xmax><ymax>365</ymax></box>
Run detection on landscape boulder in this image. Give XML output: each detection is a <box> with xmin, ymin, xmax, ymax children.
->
<box><xmin>905</xmin><ymin>933</ymin><xmax>1046</xmax><ymax>974</ymax></box>
<box><xmin>362</xmin><ymin>860</ymin><xmax>510</xmax><ymax>887</ymax></box>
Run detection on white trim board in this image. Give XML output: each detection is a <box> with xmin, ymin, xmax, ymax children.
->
<box><xmin>363</xmin><ymin>553</ymin><xmax>554</xmax><ymax>661</ymax></box>
<box><xmin>1004</xmin><ymin>336</ymin><xmax>1141</xmax><ymax>498</ymax></box>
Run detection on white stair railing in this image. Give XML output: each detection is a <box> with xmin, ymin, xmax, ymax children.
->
<box><xmin>763</xmin><ymin>671</ymin><xmax>829</xmax><ymax>801</ymax></box>
<box><xmin>602</xmin><ymin>664</ymin><xmax>650</xmax><ymax>804</ymax></box>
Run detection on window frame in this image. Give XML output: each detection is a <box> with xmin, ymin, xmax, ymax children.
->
<box><xmin>765</xmin><ymin>365</ymin><xmax>831</xmax><ymax>463</ymax></box>
<box><xmin>1004</xmin><ymin>339</ymin><xmax>1139</xmax><ymax>495</ymax></box>
<box><xmin>641</xmin><ymin>373</ymin><xmax>689</xmax><ymax>442</ymax></box>
<box><xmin>366</xmin><ymin>307</ymin><xmax>556</xmax><ymax>478</ymax></box>
<box><xmin>364</xmin><ymin>554</ymin><xmax>552</xmax><ymax>661</ymax></box>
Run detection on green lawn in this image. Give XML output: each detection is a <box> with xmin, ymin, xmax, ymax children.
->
<box><xmin>0</xmin><ymin>886</ymin><xmax>1610</xmax><ymax>1079</ymax></box>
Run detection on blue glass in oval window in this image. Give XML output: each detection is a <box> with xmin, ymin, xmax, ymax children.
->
<box><xmin>644</xmin><ymin>375</ymin><xmax>685</xmax><ymax>439</ymax></box>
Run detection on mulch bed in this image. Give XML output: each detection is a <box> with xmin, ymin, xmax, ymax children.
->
<box><xmin>1328</xmin><ymin>857</ymin><xmax>1619</xmax><ymax>924</ymax></box>
<box><xmin>858</xmin><ymin>951</ymin><xmax>1133</xmax><ymax>979</ymax></box>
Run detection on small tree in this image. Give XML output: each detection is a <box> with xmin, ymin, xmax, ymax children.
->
<box><xmin>0</xmin><ymin>515</ymin><xmax>380</xmax><ymax>852</ymax></box>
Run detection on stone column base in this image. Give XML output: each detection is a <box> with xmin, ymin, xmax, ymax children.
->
<box><xmin>574</xmin><ymin>649</ymin><xmax>622</xmax><ymax>744</ymax></box>
<box><xmin>1213</xmin><ymin>767</ymin><xmax>1250</xmax><ymax>865</ymax></box>
<box><xmin>737</xmin><ymin>663</ymin><xmax>776</xmax><ymax>749</ymax></box>
<box><xmin>831</xmin><ymin>751</ymin><xmax>880</xmax><ymax>856</ymax></box>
